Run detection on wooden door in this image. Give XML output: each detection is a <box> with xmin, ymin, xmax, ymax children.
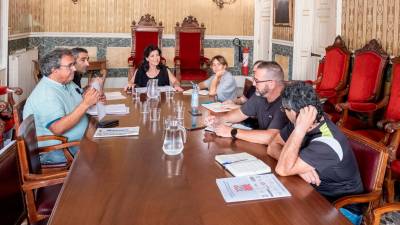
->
<box><xmin>254</xmin><ymin>0</ymin><xmax>273</xmax><ymax>62</ymax></box>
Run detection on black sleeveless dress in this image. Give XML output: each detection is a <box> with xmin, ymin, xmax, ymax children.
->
<box><xmin>134</xmin><ymin>65</ymin><xmax>170</xmax><ymax>87</ymax></box>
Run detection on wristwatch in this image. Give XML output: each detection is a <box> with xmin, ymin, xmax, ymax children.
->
<box><xmin>231</xmin><ymin>128</ymin><xmax>238</xmax><ymax>140</ymax></box>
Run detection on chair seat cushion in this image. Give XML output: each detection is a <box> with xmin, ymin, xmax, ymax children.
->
<box><xmin>349</xmin><ymin>102</ymin><xmax>378</xmax><ymax>112</ymax></box>
<box><xmin>317</xmin><ymin>89</ymin><xmax>337</xmax><ymax>98</ymax></box>
<box><xmin>180</xmin><ymin>69</ymin><xmax>208</xmax><ymax>81</ymax></box>
<box><xmin>36</xmin><ymin>183</ymin><xmax>63</xmax><ymax>215</ymax></box>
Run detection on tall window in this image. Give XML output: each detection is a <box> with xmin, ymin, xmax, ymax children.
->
<box><xmin>0</xmin><ymin>0</ymin><xmax>8</xmax><ymax>71</ymax></box>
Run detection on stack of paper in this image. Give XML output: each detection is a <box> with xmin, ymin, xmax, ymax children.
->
<box><xmin>216</xmin><ymin>174</ymin><xmax>291</xmax><ymax>203</ymax></box>
<box><xmin>215</xmin><ymin>152</ymin><xmax>271</xmax><ymax>177</ymax></box>
<box><xmin>93</xmin><ymin>127</ymin><xmax>139</xmax><ymax>138</ymax></box>
<box><xmin>201</xmin><ymin>102</ymin><xmax>231</xmax><ymax>113</ymax></box>
<box><xmin>105</xmin><ymin>92</ymin><xmax>126</xmax><ymax>100</ymax></box>
<box><xmin>183</xmin><ymin>89</ymin><xmax>209</xmax><ymax>96</ymax></box>
<box><xmin>87</xmin><ymin>104</ymin><xmax>129</xmax><ymax>116</ymax></box>
<box><xmin>135</xmin><ymin>86</ymin><xmax>175</xmax><ymax>93</ymax></box>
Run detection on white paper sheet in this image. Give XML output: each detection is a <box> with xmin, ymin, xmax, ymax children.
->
<box><xmin>93</xmin><ymin>127</ymin><xmax>140</xmax><ymax>138</ymax></box>
<box><xmin>87</xmin><ymin>104</ymin><xmax>129</xmax><ymax>116</ymax></box>
<box><xmin>105</xmin><ymin>92</ymin><xmax>126</xmax><ymax>100</ymax></box>
<box><xmin>216</xmin><ymin>174</ymin><xmax>291</xmax><ymax>203</ymax></box>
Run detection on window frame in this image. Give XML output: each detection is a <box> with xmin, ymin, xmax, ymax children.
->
<box><xmin>0</xmin><ymin>0</ymin><xmax>9</xmax><ymax>71</ymax></box>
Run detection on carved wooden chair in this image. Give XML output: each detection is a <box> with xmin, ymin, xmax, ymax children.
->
<box><xmin>0</xmin><ymin>86</ymin><xmax>23</xmax><ymax>148</ymax></box>
<box><xmin>349</xmin><ymin>57</ymin><xmax>400</xmax><ymax>203</ymax></box>
<box><xmin>13</xmin><ymin>100</ymin><xmax>75</xmax><ymax>172</ymax></box>
<box><xmin>336</xmin><ymin>39</ymin><xmax>389</xmax><ymax>129</ymax></box>
<box><xmin>174</xmin><ymin>15</ymin><xmax>210</xmax><ymax>82</ymax></box>
<box><xmin>16</xmin><ymin>115</ymin><xmax>79</xmax><ymax>224</ymax></box>
<box><xmin>334</xmin><ymin>128</ymin><xmax>388</xmax><ymax>225</ymax></box>
<box><xmin>32</xmin><ymin>60</ymin><xmax>42</xmax><ymax>84</ymax></box>
<box><xmin>128</xmin><ymin>14</ymin><xmax>164</xmax><ymax>72</ymax></box>
<box><xmin>371</xmin><ymin>203</ymin><xmax>400</xmax><ymax>225</ymax></box>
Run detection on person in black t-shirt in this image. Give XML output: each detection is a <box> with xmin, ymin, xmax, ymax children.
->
<box><xmin>268</xmin><ymin>82</ymin><xmax>363</xmax><ymax>202</ymax></box>
<box><xmin>124</xmin><ymin>45</ymin><xmax>183</xmax><ymax>91</ymax></box>
<box><xmin>204</xmin><ymin>61</ymin><xmax>288</xmax><ymax>145</ymax></box>
<box><xmin>71</xmin><ymin>47</ymin><xmax>90</xmax><ymax>88</ymax></box>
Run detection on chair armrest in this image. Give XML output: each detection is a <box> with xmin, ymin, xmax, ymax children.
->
<box><xmin>333</xmin><ymin>191</ymin><xmax>381</xmax><ymax>209</ymax></box>
<box><xmin>174</xmin><ymin>56</ymin><xmax>181</xmax><ymax>66</ymax></box>
<box><xmin>37</xmin><ymin>135</ymin><xmax>68</xmax><ymax>143</ymax></box>
<box><xmin>39</xmin><ymin>141</ymin><xmax>80</xmax><ymax>153</ymax></box>
<box><xmin>22</xmin><ymin>172</ymin><xmax>66</xmax><ymax>190</ymax></box>
<box><xmin>372</xmin><ymin>203</ymin><xmax>400</xmax><ymax>225</ymax></box>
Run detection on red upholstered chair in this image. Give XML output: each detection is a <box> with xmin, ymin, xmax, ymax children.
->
<box><xmin>174</xmin><ymin>16</ymin><xmax>210</xmax><ymax>82</ymax></box>
<box><xmin>0</xmin><ymin>86</ymin><xmax>23</xmax><ymax>148</ymax></box>
<box><xmin>128</xmin><ymin>14</ymin><xmax>164</xmax><ymax>72</ymax></box>
<box><xmin>16</xmin><ymin>115</ymin><xmax>79</xmax><ymax>224</ymax></box>
<box><xmin>350</xmin><ymin>57</ymin><xmax>400</xmax><ymax>203</ymax></box>
<box><xmin>336</xmin><ymin>39</ymin><xmax>389</xmax><ymax>129</ymax></box>
<box><xmin>334</xmin><ymin>128</ymin><xmax>388</xmax><ymax>225</ymax></box>
<box><xmin>314</xmin><ymin>36</ymin><xmax>351</xmax><ymax>105</ymax></box>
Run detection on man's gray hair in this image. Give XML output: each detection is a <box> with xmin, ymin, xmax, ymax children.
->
<box><xmin>71</xmin><ymin>47</ymin><xmax>88</xmax><ymax>58</ymax></box>
<box><xmin>256</xmin><ymin>61</ymin><xmax>284</xmax><ymax>81</ymax></box>
<box><xmin>40</xmin><ymin>48</ymin><xmax>73</xmax><ymax>77</ymax></box>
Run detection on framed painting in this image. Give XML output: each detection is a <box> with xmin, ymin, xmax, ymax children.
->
<box><xmin>274</xmin><ymin>0</ymin><xmax>293</xmax><ymax>27</ymax></box>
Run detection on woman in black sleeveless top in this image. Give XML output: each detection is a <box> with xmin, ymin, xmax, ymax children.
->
<box><xmin>125</xmin><ymin>45</ymin><xmax>183</xmax><ymax>91</ymax></box>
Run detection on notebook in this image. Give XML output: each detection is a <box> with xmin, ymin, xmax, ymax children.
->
<box><xmin>215</xmin><ymin>152</ymin><xmax>271</xmax><ymax>177</ymax></box>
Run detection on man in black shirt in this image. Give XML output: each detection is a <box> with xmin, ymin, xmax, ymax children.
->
<box><xmin>268</xmin><ymin>82</ymin><xmax>363</xmax><ymax>201</ymax></box>
<box><xmin>71</xmin><ymin>47</ymin><xmax>90</xmax><ymax>88</ymax></box>
<box><xmin>205</xmin><ymin>61</ymin><xmax>288</xmax><ymax>145</ymax></box>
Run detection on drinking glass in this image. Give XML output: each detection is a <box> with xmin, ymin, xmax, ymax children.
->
<box><xmin>132</xmin><ymin>89</ymin><xmax>140</xmax><ymax>101</ymax></box>
<box><xmin>150</xmin><ymin>108</ymin><xmax>161</xmax><ymax>121</ymax></box>
<box><xmin>140</xmin><ymin>101</ymin><xmax>150</xmax><ymax>114</ymax></box>
<box><xmin>165</xmin><ymin>90</ymin><xmax>174</xmax><ymax>100</ymax></box>
<box><xmin>175</xmin><ymin>107</ymin><xmax>185</xmax><ymax>120</ymax></box>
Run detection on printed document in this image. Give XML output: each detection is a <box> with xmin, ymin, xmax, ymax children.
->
<box><xmin>93</xmin><ymin>127</ymin><xmax>139</xmax><ymax>138</ymax></box>
<box><xmin>105</xmin><ymin>91</ymin><xmax>126</xmax><ymax>100</ymax></box>
<box><xmin>215</xmin><ymin>152</ymin><xmax>271</xmax><ymax>177</ymax></box>
<box><xmin>216</xmin><ymin>174</ymin><xmax>291</xmax><ymax>203</ymax></box>
<box><xmin>87</xmin><ymin>104</ymin><xmax>129</xmax><ymax>116</ymax></box>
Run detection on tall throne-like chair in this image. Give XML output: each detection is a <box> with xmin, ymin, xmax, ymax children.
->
<box><xmin>174</xmin><ymin>16</ymin><xmax>209</xmax><ymax>82</ymax></box>
<box><xmin>128</xmin><ymin>14</ymin><xmax>164</xmax><ymax>73</ymax></box>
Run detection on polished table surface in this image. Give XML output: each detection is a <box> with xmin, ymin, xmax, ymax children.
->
<box><xmin>48</xmin><ymin>92</ymin><xmax>352</xmax><ymax>225</ymax></box>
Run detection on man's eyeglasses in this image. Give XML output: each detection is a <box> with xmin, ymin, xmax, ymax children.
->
<box><xmin>252</xmin><ymin>77</ymin><xmax>273</xmax><ymax>84</ymax></box>
<box><xmin>59</xmin><ymin>62</ymin><xmax>76</xmax><ymax>70</ymax></box>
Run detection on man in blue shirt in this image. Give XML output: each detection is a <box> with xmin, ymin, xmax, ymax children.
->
<box><xmin>23</xmin><ymin>48</ymin><xmax>100</xmax><ymax>164</ymax></box>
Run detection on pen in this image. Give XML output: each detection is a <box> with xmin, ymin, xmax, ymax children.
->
<box><xmin>222</xmin><ymin>159</ymin><xmax>249</xmax><ymax>166</ymax></box>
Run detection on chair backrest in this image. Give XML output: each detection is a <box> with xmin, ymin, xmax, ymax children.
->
<box><xmin>175</xmin><ymin>16</ymin><xmax>206</xmax><ymax>69</ymax></box>
<box><xmin>384</xmin><ymin>57</ymin><xmax>400</xmax><ymax>121</ymax></box>
<box><xmin>318</xmin><ymin>36</ymin><xmax>351</xmax><ymax>91</ymax></box>
<box><xmin>32</xmin><ymin>60</ymin><xmax>41</xmax><ymax>84</ymax></box>
<box><xmin>13</xmin><ymin>99</ymin><xmax>26</xmax><ymax>136</ymax></box>
<box><xmin>348</xmin><ymin>39</ymin><xmax>388</xmax><ymax>103</ymax></box>
<box><xmin>16</xmin><ymin>115</ymin><xmax>42</xmax><ymax>179</ymax></box>
<box><xmin>130</xmin><ymin>14</ymin><xmax>163</xmax><ymax>67</ymax></box>
<box><xmin>341</xmin><ymin>128</ymin><xmax>388</xmax><ymax>193</ymax></box>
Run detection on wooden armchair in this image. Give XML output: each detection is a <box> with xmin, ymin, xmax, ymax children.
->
<box><xmin>174</xmin><ymin>15</ymin><xmax>210</xmax><ymax>82</ymax></box>
<box><xmin>0</xmin><ymin>86</ymin><xmax>23</xmax><ymax>148</ymax></box>
<box><xmin>311</xmin><ymin>36</ymin><xmax>351</xmax><ymax>104</ymax></box>
<box><xmin>349</xmin><ymin>57</ymin><xmax>400</xmax><ymax>203</ymax></box>
<box><xmin>334</xmin><ymin>128</ymin><xmax>388</xmax><ymax>225</ymax></box>
<box><xmin>16</xmin><ymin>115</ymin><xmax>79</xmax><ymax>224</ymax></box>
<box><xmin>128</xmin><ymin>14</ymin><xmax>164</xmax><ymax>72</ymax></box>
<box><xmin>13</xmin><ymin>100</ymin><xmax>75</xmax><ymax>172</ymax></box>
<box><xmin>336</xmin><ymin>39</ymin><xmax>389</xmax><ymax>129</ymax></box>
<box><xmin>371</xmin><ymin>203</ymin><xmax>400</xmax><ymax>225</ymax></box>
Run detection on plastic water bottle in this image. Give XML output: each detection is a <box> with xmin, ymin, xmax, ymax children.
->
<box><xmin>191</xmin><ymin>83</ymin><xmax>199</xmax><ymax>114</ymax></box>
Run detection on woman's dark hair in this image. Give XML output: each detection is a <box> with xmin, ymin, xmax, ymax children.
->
<box><xmin>142</xmin><ymin>44</ymin><xmax>162</xmax><ymax>72</ymax></box>
<box><xmin>281</xmin><ymin>81</ymin><xmax>324</xmax><ymax>122</ymax></box>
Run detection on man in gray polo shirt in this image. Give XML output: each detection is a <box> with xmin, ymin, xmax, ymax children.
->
<box><xmin>205</xmin><ymin>61</ymin><xmax>288</xmax><ymax>145</ymax></box>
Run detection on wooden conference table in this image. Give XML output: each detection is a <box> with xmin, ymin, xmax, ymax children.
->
<box><xmin>48</xmin><ymin>91</ymin><xmax>351</xmax><ymax>225</ymax></box>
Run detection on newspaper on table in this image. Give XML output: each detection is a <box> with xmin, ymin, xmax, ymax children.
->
<box><xmin>216</xmin><ymin>174</ymin><xmax>291</xmax><ymax>203</ymax></box>
<box><xmin>105</xmin><ymin>91</ymin><xmax>126</xmax><ymax>100</ymax></box>
<box><xmin>135</xmin><ymin>86</ymin><xmax>175</xmax><ymax>94</ymax></box>
<box><xmin>87</xmin><ymin>104</ymin><xmax>129</xmax><ymax>116</ymax></box>
<box><xmin>93</xmin><ymin>127</ymin><xmax>140</xmax><ymax>138</ymax></box>
<box><xmin>183</xmin><ymin>89</ymin><xmax>209</xmax><ymax>96</ymax></box>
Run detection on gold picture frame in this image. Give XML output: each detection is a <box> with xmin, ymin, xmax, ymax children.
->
<box><xmin>274</xmin><ymin>0</ymin><xmax>293</xmax><ymax>27</ymax></box>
